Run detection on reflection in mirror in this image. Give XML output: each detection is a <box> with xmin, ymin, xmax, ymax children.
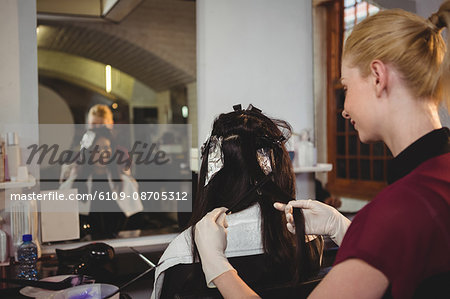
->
<box><xmin>36</xmin><ymin>124</ymin><xmax>192</xmax><ymax>243</ymax></box>
<box><xmin>36</xmin><ymin>0</ymin><xmax>197</xmax><ymax>245</ymax></box>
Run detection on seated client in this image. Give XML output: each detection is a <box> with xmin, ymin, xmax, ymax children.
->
<box><xmin>151</xmin><ymin>105</ymin><xmax>323</xmax><ymax>299</ymax></box>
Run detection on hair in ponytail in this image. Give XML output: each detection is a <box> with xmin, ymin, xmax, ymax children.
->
<box><xmin>343</xmin><ymin>1</ymin><xmax>450</xmax><ymax>112</ymax></box>
<box><xmin>430</xmin><ymin>1</ymin><xmax>450</xmax><ymax>112</ymax></box>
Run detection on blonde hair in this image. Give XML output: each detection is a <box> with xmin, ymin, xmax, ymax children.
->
<box><xmin>343</xmin><ymin>1</ymin><xmax>450</xmax><ymax>112</ymax></box>
<box><xmin>88</xmin><ymin>104</ymin><xmax>113</xmax><ymax>124</ymax></box>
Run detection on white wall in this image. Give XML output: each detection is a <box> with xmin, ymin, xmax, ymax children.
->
<box><xmin>0</xmin><ymin>0</ymin><xmax>39</xmax><ymax>129</ymax></box>
<box><xmin>197</xmin><ymin>0</ymin><xmax>314</xmax><ymax>145</ymax></box>
<box><xmin>38</xmin><ymin>85</ymin><xmax>74</xmax><ymax>124</ymax></box>
<box><xmin>197</xmin><ymin>0</ymin><xmax>315</xmax><ymax>198</ymax></box>
<box><xmin>415</xmin><ymin>0</ymin><xmax>444</xmax><ymax>17</ymax></box>
<box><xmin>0</xmin><ymin>0</ymin><xmax>40</xmax><ymax>257</ymax></box>
<box><xmin>313</xmin><ymin>4</ymin><xmax>329</xmax><ymax>184</ymax></box>
<box><xmin>0</xmin><ymin>0</ymin><xmax>39</xmax><ymax>172</ymax></box>
<box><xmin>0</xmin><ymin>0</ymin><xmax>39</xmax><ymax>176</ymax></box>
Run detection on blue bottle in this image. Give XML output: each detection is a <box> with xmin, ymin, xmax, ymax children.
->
<box><xmin>17</xmin><ymin>234</ymin><xmax>38</xmax><ymax>280</ymax></box>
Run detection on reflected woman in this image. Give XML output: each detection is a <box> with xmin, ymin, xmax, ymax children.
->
<box><xmin>60</xmin><ymin>127</ymin><xmax>143</xmax><ymax>239</ymax></box>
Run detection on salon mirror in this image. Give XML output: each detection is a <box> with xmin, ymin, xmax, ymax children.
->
<box><xmin>35</xmin><ymin>0</ymin><xmax>197</xmax><ymax>246</ymax></box>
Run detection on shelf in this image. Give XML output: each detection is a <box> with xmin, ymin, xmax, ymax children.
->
<box><xmin>0</xmin><ymin>175</ymin><xmax>36</xmax><ymax>189</ymax></box>
<box><xmin>0</xmin><ymin>260</ymin><xmax>10</xmax><ymax>267</ymax></box>
<box><xmin>293</xmin><ymin>163</ymin><xmax>333</xmax><ymax>173</ymax></box>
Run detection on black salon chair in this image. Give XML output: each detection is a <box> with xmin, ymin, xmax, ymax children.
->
<box><xmin>162</xmin><ymin>254</ymin><xmax>323</xmax><ymax>299</ymax></box>
<box><xmin>172</xmin><ymin>277</ymin><xmax>323</xmax><ymax>299</ymax></box>
<box><xmin>412</xmin><ymin>271</ymin><xmax>450</xmax><ymax>299</ymax></box>
<box><xmin>160</xmin><ymin>238</ymin><xmax>325</xmax><ymax>299</ymax></box>
<box><xmin>161</xmin><ymin>254</ymin><xmax>287</xmax><ymax>298</ymax></box>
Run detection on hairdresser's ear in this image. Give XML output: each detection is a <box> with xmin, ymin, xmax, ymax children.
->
<box><xmin>370</xmin><ymin>60</ymin><xmax>388</xmax><ymax>97</ymax></box>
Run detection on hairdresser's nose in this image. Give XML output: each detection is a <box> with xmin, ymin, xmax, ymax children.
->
<box><xmin>342</xmin><ymin>110</ymin><xmax>351</xmax><ymax>119</ymax></box>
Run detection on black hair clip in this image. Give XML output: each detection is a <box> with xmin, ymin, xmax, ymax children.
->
<box><xmin>246</xmin><ymin>104</ymin><xmax>262</xmax><ymax>113</ymax></box>
<box><xmin>232</xmin><ymin>104</ymin><xmax>262</xmax><ymax>113</ymax></box>
<box><xmin>233</xmin><ymin>104</ymin><xmax>242</xmax><ymax>111</ymax></box>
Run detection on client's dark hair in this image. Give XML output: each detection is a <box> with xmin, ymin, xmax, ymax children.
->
<box><xmin>189</xmin><ymin>106</ymin><xmax>321</xmax><ymax>282</ymax></box>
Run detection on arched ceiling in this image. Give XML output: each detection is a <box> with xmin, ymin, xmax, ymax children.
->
<box><xmin>37</xmin><ymin>0</ymin><xmax>196</xmax><ymax>92</ymax></box>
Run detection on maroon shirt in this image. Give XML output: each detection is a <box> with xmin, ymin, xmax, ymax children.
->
<box><xmin>334</xmin><ymin>128</ymin><xmax>450</xmax><ymax>299</ymax></box>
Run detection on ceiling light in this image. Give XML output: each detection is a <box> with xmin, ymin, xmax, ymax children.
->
<box><xmin>182</xmin><ymin>106</ymin><xmax>189</xmax><ymax>118</ymax></box>
<box><xmin>105</xmin><ymin>65</ymin><xmax>111</xmax><ymax>93</ymax></box>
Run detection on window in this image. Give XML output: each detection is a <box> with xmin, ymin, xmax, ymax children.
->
<box><xmin>343</xmin><ymin>0</ymin><xmax>380</xmax><ymax>39</ymax></box>
<box><xmin>325</xmin><ymin>0</ymin><xmax>391</xmax><ymax>199</ymax></box>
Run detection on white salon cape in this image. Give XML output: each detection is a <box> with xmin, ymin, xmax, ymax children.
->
<box><xmin>59</xmin><ymin>173</ymin><xmax>144</xmax><ymax>217</ymax></box>
<box><xmin>151</xmin><ymin>203</ymin><xmax>264</xmax><ymax>299</ymax></box>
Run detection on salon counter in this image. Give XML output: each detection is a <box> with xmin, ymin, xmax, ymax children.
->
<box><xmin>0</xmin><ymin>245</ymin><xmax>164</xmax><ymax>299</ymax></box>
<box><xmin>0</xmin><ymin>237</ymin><xmax>339</xmax><ymax>299</ymax></box>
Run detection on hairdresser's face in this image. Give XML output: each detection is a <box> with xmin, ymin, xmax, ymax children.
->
<box><xmin>341</xmin><ymin>60</ymin><xmax>380</xmax><ymax>143</ymax></box>
<box><xmin>88</xmin><ymin>115</ymin><xmax>114</xmax><ymax>129</ymax></box>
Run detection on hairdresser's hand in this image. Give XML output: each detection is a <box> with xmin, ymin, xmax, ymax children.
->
<box><xmin>195</xmin><ymin>207</ymin><xmax>236</xmax><ymax>288</ymax></box>
<box><xmin>273</xmin><ymin>199</ymin><xmax>351</xmax><ymax>246</ymax></box>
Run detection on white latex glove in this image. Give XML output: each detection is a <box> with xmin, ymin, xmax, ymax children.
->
<box><xmin>194</xmin><ymin>207</ymin><xmax>237</xmax><ymax>288</ymax></box>
<box><xmin>273</xmin><ymin>199</ymin><xmax>351</xmax><ymax>246</ymax></box>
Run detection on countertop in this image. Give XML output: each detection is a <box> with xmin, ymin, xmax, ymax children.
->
<box><xmin>0</xmin><ymin>237</ymin><xmax>339</xmax><ymax>299</ymax></box>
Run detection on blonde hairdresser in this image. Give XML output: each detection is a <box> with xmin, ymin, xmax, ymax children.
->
<box><xmin>194</xmin><ymin>2</ymin><xmax>450</xmax><ymax>299</ymax></box>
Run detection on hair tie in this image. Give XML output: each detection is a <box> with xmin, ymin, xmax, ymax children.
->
<box><xmin>429</xmin><ymin>12</ymin><xmax>446</xmax><ymax>30</ymax></box>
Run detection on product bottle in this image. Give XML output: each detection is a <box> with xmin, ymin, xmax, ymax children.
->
<box><xmin>0</xmin><ymin>225</ymin><xmax>7</xmax><ymax>263</ymax></box>
<box><xmin>17</xmin><ymin>234</ymin><xmax>38</xmax><ymax>280</ymax></box>
<box><xmin>295</xmin><ymin>133</ymin><xmax>307</xmax><ymax>167</ymax></box>
<box><xmin>6</xmin><ymin>132</ymin><xmax>21</xmax><ymax>182</ymax></box>
<box><xmin>305</xmin><ymin>129</ymin><xmax>317</xmax><ymax>167</ymax></box>
<box><xmin>0</xmin><ymin>137</ymin><xmax>5</xmax><ymax>182</ymax></box>
<box><xmin>294</xmin><ymin>129</ymin><xmax>316</xmax><ymax>167</ymax></box>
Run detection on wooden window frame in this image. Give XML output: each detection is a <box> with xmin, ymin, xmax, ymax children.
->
<box><xmin>324</xmin><ymin>0</ymin><xmax>388</xmax><ymax>200</ymax></box>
